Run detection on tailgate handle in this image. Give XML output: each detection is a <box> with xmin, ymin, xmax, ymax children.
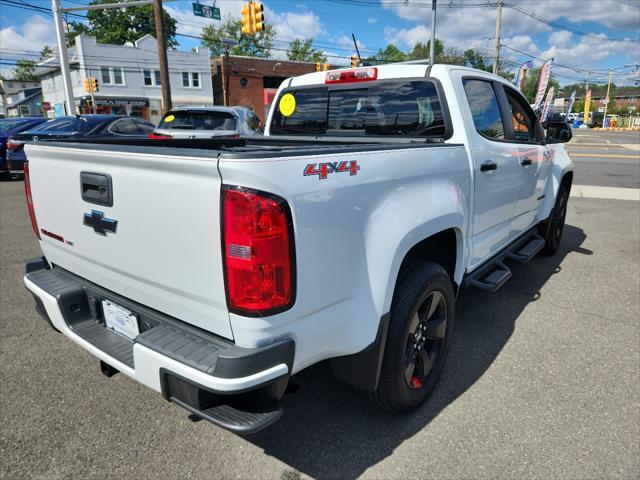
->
<box><xmin>80</xmin><ymin>172</ymin><xmax>113</xmax><ymax>207</ymax></box>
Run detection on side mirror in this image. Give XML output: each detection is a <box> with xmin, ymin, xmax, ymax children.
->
<box><xmin>543</xmin><ymin>120</ymin><xmax>572</xmax><ymax>144</ymax></box>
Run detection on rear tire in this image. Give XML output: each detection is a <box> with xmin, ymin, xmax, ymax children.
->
<box><xmin>540</xmin><ymin>184</ymin><xmax>569</xmax><ymax>255</ymax></box>
<box><xmin>368</xmin><ymin>261</ymin><xmax>455</xmax><ymax>413</ymax></box>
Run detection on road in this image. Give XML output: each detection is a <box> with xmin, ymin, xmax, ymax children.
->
<box><xmin>1</xmin><ymin>133</ymin><xmax>639</xmax><ymax>479</ymax></box>
<box><xmin>567</xmin><ymin>129</ymin><xmax>640</xmax><ymax>188</ymax></box>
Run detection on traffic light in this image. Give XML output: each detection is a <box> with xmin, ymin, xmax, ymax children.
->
<box><xmin>252</xmin><ymin>2</ymin><xmax>265</xmax><ymax>32</ymax></box>
<box><xmin>351</xmin><ymin>55</ymin><xmax>359</xmax><ymax>68</ymax></box>
<box><xmin>323</xmin><ymin>63</ymin><xmax>329</xmax><ymax>71</ymax></box>
<box><xmin>84</xmin><ymin>78</ymin><xmax>91</xmax><ymax>93</ymax></box>
<box><xmin>91</xmin><ymin>77</ymin><xmax>99</xmax><ymax>92</ymax></box>
<box><xmin>315</xmin><ymin>62</ymin><xmax>321</xmax><ymax>72</ymax></box>
<box><xmin>241</xmin><ymin>2</ymin><xmax>252</xmax><ymax>34</ymax></box>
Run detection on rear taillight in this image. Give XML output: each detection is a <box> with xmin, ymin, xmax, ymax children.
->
<box><xmin>23</xmin><ymin>162</ymin><xmax>40</xmax><ymax>240</ymax></box>
<box><xmin>149</xmin><ymin>132</ymin><xmax>171</xmax><ymax>139</ymax></box>
<box><xmin>325</xmin><ymin>67</ymin><xmax>378</xmax><ymax>84</ymax></box>
<box><xmin>7</xmin><ymin>140</ymin><xmax>23</xmax><ymax>152</ymax></box>
<box><xmin>222</xmin><ymin>186</ymin><xmax>294</xmax><ymax>315</ymax></box>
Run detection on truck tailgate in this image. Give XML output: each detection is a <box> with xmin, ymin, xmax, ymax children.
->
<box><xmin>26</xmin><ymin>143</ymin><xmax>233</xmax><ymax>339</ymax></box>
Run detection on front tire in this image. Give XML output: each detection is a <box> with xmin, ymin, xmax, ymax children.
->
<box><xmin>369</xmin><ymin>261</ymin><xmax>455</xmax><ymax>413</ymax></box>
<box><xmin>540</xmin><ymin>184</ymin><xmax>569</xmax><ymax>255</ymax></box>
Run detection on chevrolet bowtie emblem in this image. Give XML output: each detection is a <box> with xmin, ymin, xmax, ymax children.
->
<box><xmin>83</xmin><ymin>210</ymin><xmax>118</xmax><ymax>235</ymax></box>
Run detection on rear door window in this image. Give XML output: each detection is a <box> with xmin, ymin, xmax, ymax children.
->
<box><xmin>108</xmin><ymin>118</ymin><xmax>138</xmax><ymax>135</ymax></box>
<box><xmin>158</xmin><ymin>111</ymin><xmax>237</xmax><ymax>131</ymax></box>
<box><xmin>463</xmin><ymin>79</ymin><xmax>505</xmax><ymax>140</ymax></box>
<box><xmin>270</xmin><ymin>80</ymin><xmax>447</xmax><ymax>137</ymax></box>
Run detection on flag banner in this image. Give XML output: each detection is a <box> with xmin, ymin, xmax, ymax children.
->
<box><xmin>515</xmin><ymin>60</ymin><xmax>533</xmax><ymax>90</ymax></box>
<box><xmin>566</xmin><ymin>90</ymin><xmax>577</xmax><ymax>117</ymax></box>
<box><xmin>583</xmin><ymin>89</ymin><xmax>592</xmax><ymax>124</ymax></box>
<box><xmin>541</xmin><ymin>86</ymin><xmax>555</xmax><ymax>122</ymax></box>
<box><xmin>534</xmin><ymin>58</ymin><xmax>554</xmax><ymax>109</ymax></box>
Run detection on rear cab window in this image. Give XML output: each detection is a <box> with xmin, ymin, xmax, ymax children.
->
<box><xmin>158</xmin><ymin>110</ymin><xmax>237</xmax><ymax>131</ymax></box>
<box><xmin>270</xmin><ymin>79</ymin><xmax>449</xmax><ymax>138</ymax></box>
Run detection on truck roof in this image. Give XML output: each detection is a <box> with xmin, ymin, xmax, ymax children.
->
<box><xmin>287</xmin><ymin>63</ymin><xmax>508</xmax><ymax>88</ymax></box>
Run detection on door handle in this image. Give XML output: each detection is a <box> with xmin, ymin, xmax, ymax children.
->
<box><xmin>520</xmin><ymin>157</ymin><xmax>533</xmax><ymax>166</ymax></box>
<box><xmin>480</xmin><ymin>161</ymin><xmax>498</xmax><ymax>172</ymax></box>
<box><xmin>80</xmin><ymin>172</ymin><xmax>113</xmax><ymax>207</ymax></box>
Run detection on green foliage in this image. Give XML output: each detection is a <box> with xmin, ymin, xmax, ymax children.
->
<box><xmin>40</xmin><ymin>45</ymin><xmax>54</xmax><ymax>59</ymax></box>
<box><xmin>365</xmin><ymin>44</ymin><xmax>408</xmax><ymax>64</ymax></box>
<box><xmin>463</xmin><ymin>49</ymin><xmax>489</xmax><ymax>71</ymax></box>
<box><xmin>409</xmin><ymin>39</ymin><xmax>444</xmax><ymax>60</ymax></box>
<box><xmin>521</xmin><ymin>68</ymin><xmax>561</xmax><ymax>104</ymax></box>
<box><xmin>201</xmin><ymin>15</ymin><xmax>275</xmax><ymax>58</ymax></box>
<box><xmin>287</xmin><ymin>38</ymin><xmax>327</xmax><ymax>63</ymax></box>
<box><xmin>66</xmin><ymin>0</ymin><xmax>177</xmax><ymax>47</ymax></box>
<box><xmin>12</xmin><ymin>60</ymin><xmax>37</xmax><ymax>81</ymax></box>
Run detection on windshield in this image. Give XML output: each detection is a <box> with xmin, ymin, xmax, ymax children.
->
<box><xmin>158</xmin><ymin>110</ymin><xmax>237</xmax><ymax>131</ymax></box>
<box><xmin>0</xmin><ymin>119</ymin><xmax>31</xmax><ymax>133</ymax></box>
<box><xmin>270</xmin><ymin>80</ymin><xmax>447</xmax><ymax>137</ymax></box>
<box><xmin>26</xmin><ymin>116</ymin><xmax>107</xmax><ymax>134</ymax></box>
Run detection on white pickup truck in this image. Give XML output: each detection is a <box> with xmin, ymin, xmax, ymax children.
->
<box><xmin>23</xmin><ymin>64</ymin><xmax>573</xmax><ymax>433</ymax></box>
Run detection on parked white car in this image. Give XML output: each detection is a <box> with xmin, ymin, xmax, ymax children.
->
<box><xmin>23</xmin><ymin>64</ymin><xmax>573</xmax><ymax>433</ymax></box>
<box><xmin>150</xmin><ymin>106</ymin><xmax>263</xmax><ymax>139</ymax></box>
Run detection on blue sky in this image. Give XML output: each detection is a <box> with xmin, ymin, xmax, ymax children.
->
<box><xmin>1</xmin><ymin>0</ymin><xmax>639</xmax><ymax>86</ymax></box>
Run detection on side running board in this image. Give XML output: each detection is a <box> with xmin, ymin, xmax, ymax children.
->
<box><xmin>465</xmin><ymin>231</ymin><xmax>546</xmax><ymax>293</ymax></box>
<box><xmin>468</xmin><ymin>260</ymin><xmax>511</xmax><ymax>293</ymax></box>
<box><xmin>507</xmin><ymin>234</ymin><xmax>546</xmax><ymax>263</ymax></box>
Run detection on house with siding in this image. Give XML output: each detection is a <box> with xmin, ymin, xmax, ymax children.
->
<box><xmin>36</xmin><ymin>35</ymin><xmax>213</xmax><ymax>124</ymax></box>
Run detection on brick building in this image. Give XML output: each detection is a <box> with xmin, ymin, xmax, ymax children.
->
<box><xmin>211</xmin><ymin>56</ymin><xmax>325</xmax><ymax>122</ymax></box>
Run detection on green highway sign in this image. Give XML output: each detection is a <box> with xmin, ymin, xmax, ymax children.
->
<box><xmin>192</xmin><ymin>3</ymin><xmax>220</xmax><ymax>20</ymax></box>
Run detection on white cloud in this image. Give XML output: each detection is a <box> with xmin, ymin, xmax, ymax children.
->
<box><xmin>0</xmin><ymin>14</ymin><xmax>57</xmax><ymax>78</ymax></box>
<box><xmin>367</xmin><ymin>18</ymin><xmax>379</xmax><ymax>24</ymax></box>
<box><xmin>0</xmin><ymin>14</ymin><xmax>56</xmax><ymax>52</ymax></box>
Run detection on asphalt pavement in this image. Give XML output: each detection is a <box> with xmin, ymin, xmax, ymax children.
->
<box><xmin>1</xmin><ymin>133</ymin><xmax>639</xmax><ymax>479</ymax></box>
<box><xmin>567</xmin><ymin>129</ymin><xmax>640</xmax><ymax>188</ymax></box>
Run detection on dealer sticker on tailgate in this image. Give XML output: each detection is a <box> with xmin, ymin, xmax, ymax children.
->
<box><xmin>102</xmin><ymin>299</ymin><xmax>140</xmax><ymax>340</ymax></box>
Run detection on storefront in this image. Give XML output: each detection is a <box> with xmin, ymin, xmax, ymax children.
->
<box><xmin>80</xmin><ymin>97</ymin><xmax>151</xmax><ymax>119</ymax></box>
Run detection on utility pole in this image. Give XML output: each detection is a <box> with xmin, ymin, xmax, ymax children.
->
<box><xmin>430</xmin><ymin>0</ymin><xmax>437</xmax><ymax>65</ymax></box>
<box><xmin>52</xmin><ymin>0</ymin><xmax>76</xmax><ymax>115</ymax></box>
<box><xmin>153</xmin><ymin>0</ymin><xmax>172</xmax><ymax>113</ymax></box>
<box><xmin>492</xmin><ymin>0</ymin><xmax>503</xmax><ymax>75</ymax></box>
<box><xmin>585</xmin><ymin>70</ymin><xmax>590</xmax><ymax>96</ymax></box>
<box><xmin>602</xmin><ymin>68</ymin><xmax>613</xmax><ymax>128</ymax></box>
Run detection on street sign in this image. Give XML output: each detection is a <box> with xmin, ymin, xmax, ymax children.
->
<box><xmin>193</xmin><ymin>3</ymin><xmax>220</xmax><ymax>20</ymax></box>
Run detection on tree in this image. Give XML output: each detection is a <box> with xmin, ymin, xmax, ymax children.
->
<box><xmin>463</xmin><ymin>49</ymin><xmax>488</xmax><ymax>71</ymax></box>
<box><xmin>365</xmin><ymin>44</ymin><xmax>407</xmax><ymax>64</ymax></box>
<box><xmin>12</xmin><ymin>60</ymin><xmax>37</xmax><ymax>81</ymax></box>
<box><xmin>40</xmin><ymin>45</ymin><xmax>54</xmax><ymax>59</ymax></box>
<box><xmin>522</xmin><ymin>68</ymin><xmax>561</xmax><ymax>104</ymax></box>
<box><xmin>66</xmin><ymin>0</ymin><xmax>177</xmax><ymax>47</ymax></box>
<box><xmin>287</xmin><ymin>38</ymin><xmax>327</xmax><ymax>63</ymax></box>
<box><xmin>201</xmin><ymin>16</ymin><xmax>275</xmax><ymax>58</ymax></box>
<box><xmin>409</xmin><ymin>39</ymin><xmax>443</xmax><ymax>60</ymax></box>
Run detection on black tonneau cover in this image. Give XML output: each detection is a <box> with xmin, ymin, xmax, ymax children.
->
<box><xmin>27</xmin><ymin>136</ymin><xmax>459</xmax><ymax>160</ymax></box>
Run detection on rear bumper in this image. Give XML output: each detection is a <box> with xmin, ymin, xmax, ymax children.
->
<box><xmin>24</xmin><ymin>258</ymin><xmax>294</xmax><ymax>433</ymax></box>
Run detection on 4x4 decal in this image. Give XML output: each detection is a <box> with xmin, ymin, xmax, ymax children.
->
<box><xmin>303</xmin><ymin>160</ymin><xmax>360</xmax><ymax>180</ymax></box>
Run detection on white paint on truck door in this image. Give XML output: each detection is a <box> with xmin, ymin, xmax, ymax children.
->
<box><xmin>454</xmin><ymin>75</ymin><xmax>521</xmax><ymax>267</ymax></box>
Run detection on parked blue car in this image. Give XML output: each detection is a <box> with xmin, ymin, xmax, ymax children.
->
<box><xmin>6</xmin><ymin>115</ymin><xmax>155</xmax><ymax>175</ymax></box>
<box><xmin>0</xmin><ymin>117</ymin><xmax>49</xmax><ymax>175</ymax></box>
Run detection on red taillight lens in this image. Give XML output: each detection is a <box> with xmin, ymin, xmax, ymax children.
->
<box><xmin>223</xmin><ymin>187</ymin><xmax>294</xmax><ymax>315</ymax></box>
<box><xmin>7</xmin><ymin>140</ymin><xmax>23</xmax><ymax>152</ymax></box>
<box><xmin>23</xmin><ymin>162</ymin><xmax>40</xmax><ymax>240</ymax></box>
<box><xmin>149</xmin><ymin>132</ymin><xmax>171</xmax><ymax>139</ymax></box>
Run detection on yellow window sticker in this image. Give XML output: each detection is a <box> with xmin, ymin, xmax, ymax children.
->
<box><xmin>279</xmin><ymin>93</ymin><xmax>296</xmax><ymax>117</ymax></box>
<box><xmin>164</xmin><ymin>114</ymin><xmax>175</xmax><ymax>122</ymax></box>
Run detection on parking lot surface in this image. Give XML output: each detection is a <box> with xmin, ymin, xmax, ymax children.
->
<box><xmin>1</xmin><ymin>137</ymin><xmax>639</xmax><ymax>479</ymax></box>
